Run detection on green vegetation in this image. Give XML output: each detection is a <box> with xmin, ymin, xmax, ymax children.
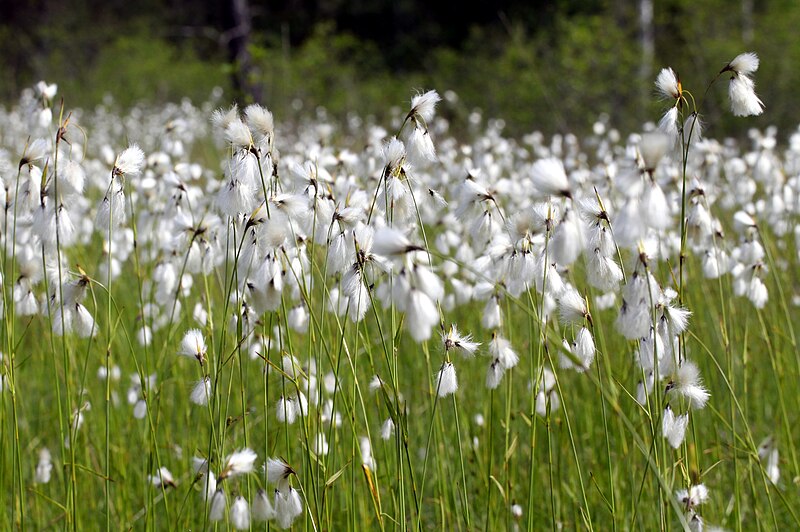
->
<box><xmin>4</xmin><ymin>1</ymin><xmax>800</xmax><ymax>136</ymax></box>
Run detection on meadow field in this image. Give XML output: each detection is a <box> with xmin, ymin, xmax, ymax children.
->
<box><xmin>0</xmin><ymin>54</ymin><xmax>798</xmax><ymax>530</ymax></box>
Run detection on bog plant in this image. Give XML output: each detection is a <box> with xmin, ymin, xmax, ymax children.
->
<box><xmin>0</xmin><ymin>53</ymin><xmax>797</xmax><ymax>530</ymax></box>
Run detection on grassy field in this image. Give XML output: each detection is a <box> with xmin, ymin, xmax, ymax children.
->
<box><xmin>1</xmin><ymin>58</ymin><xmax>798</xmax><ymax>531</ymax></box>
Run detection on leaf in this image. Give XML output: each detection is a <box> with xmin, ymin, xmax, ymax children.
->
<box><xmin>504</xmin><ymin>435</ymin><xmax>518</xmax><ymax>464</ymax></box>
<box><xmin>325</xmin><ymin>461</ymin><xmax>350</xmax><ymax>488</ymax></box>
<box><xmin>489</xmin><ymin>475</ymin><xmax>506</xmax><ymax>501</ymax></box>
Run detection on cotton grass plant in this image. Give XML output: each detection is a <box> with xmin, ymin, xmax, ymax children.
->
<box><xmin>0</xmin><ymin>51</ymin><xmax>798</xmax><ymax>531</ymax></box>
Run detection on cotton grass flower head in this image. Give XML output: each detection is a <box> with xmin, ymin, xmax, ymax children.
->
<box><xmin>638</xmin><ymin>131</ymin><xmax>671</xmax><ymax>172</ymax></box>
<box><xmin>360</xmin><ymin>436</ymin><xmax>376</xmax><ymax>470</ymax></box>
<box><xmin>442</xmin><ymin>324</ymin><xmax>481</xmax><ymax>358</ymax></box>
<box><xmin>148</xmin><ymin>466</ymin><xmax>176</xmax><ymax>488</ymax></box>
<box><xmin>407</xmin><ymin>125</ymin><xmax>437</xmax><ymax>166</ymax></box>
<box><xmin>530</xmin><ymin>157</ymin><xmax>571</xmax><ymax>199</ymax></box>
<box><xmin>722</xmin><ymin>52</ymin><xmax>764</xmax><ymax>117</ymax></box>
<box><xmin>758</xmin><ymin>436</ymin><xmax>780</xmax><ymax>484</ymax></box>
<box><xmin>381</xmin><ymin>417</ymin><xmax>395</xmax><ymax>440</ymax></box>
<box><xmin>35</xmin><ymin>448</ymin><xmax>53</xmax><ymax>484</ymax></box>
<box><xmin>662</xmin><ymin>406</ymin><xmax>689</xmax><ymax>449</ymax></box>
<box><xmin>723</xmin><ymin>52</ymin><xmax>760</xmax><ymax>77</ymax></box>
<box><xmin>534</xmin><ymin>367</ymin><xmax>560</xmax><ymax>417</ymax></box>
<box><xmin>230</xmin><ymin>496</ymin><xmax>251</xmax><ymax>530</ymax></box>
<box><xmin>655</xmin><ymin>67</ymin><xmax>682</xmax><ymax>101</ymax></box>
<box><xmin>372</xmin><ymin>226</ymin><xmax>422</xmax><ymax>259</ymax></box>
<box><xmin>435</xmin><ymin>362</ymin><xmax>458</xmax><ymax>397</ymax></box>
<box><xmin>190</xmin><ymin>377</ymin><xmax>212</xmax><ymax>406</ymax></box>
<box><xmin>209</xmin><ymin>490</ymin><xmax>226</xmax><ymax>521</ymax></box>
<box><xmin>265</xmin><ymin>457</ymin><xmax>294</xmax><ymax>486</ymax></box>
<box><xmin>407</xmin><ymin>90</ymin><xmax>441</xmax><ymax>126</ymax></box>
<box><xmin>274</xmin><ymin>487</ymin><xmax>304</xmax><ymax>529</ymax></box>
<box><xmin>676</xmin><ymin>484</ymin><xmax>709</xmax><ymax>511</ymax></box>
<box><xmin>570</xmin><ymin>327</ymin><xmax>595</xmax><ymax>372</ymax></box>
<box><xmin>219</xmin><ymin>448</ymin><xmax>257</xmax><ymax>480</ymax></box>
<box><xmin>728</xmin><ymin>74</ymin><xmax>764</xmax><ymax>117</ymax></box>
<box><xmin>276</xmin><ymin>395</ymin><xmax>303</xmax><ymax>424</ymax></box>
<box><xmin>253</xmin><ymin>489</ymin><xmax>276</xmax><ymax>521</ymax></box>
<box><xmin>178</xmin><ymin>328</ymin><xmax>207</xmax><ymax>365</ymax></box>
<box><xmin>113</xmin><ymin>144</ymin><xmax>145</xmax><ymax>177</ymax></box>
<box><xmin>667</xmin><ymin>360</ymin><xmax>710</xmax><ymax>409</ymax></box>
<box><xmin>489</xmin><ymin>334</ymin><xmax>519</xmax><ymax>370</ymax></box>
<box><xmin>486</xmin><ymin>359</ymin><xmax>504</xmax><ymax>390</ymax></box>
<box><xmin>558</xmin><ymin>285</ymin><xmax>590</xmax><ymax>325</ymax></box>
<box><xmin>244</xmin><ymin>103</ymin><xmax>274</xmax><ymax>145</ymax></box>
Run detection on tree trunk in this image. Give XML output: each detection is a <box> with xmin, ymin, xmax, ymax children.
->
<box><xmin>228</xmin><ymin>0</ymin><xmax>262</xmax><ymax>103</ymax></box>
<box><xmin>639</xmin><ymin>0</ymin><xmax>655</xmax><ymax>116</ymax></box>
<box><xmin>742</xmin><ymin>0</ymin><xmax>754</xmax><ymax>44</ymax></box>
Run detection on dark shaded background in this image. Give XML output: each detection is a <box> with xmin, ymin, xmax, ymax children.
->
<box><xmin>0</xmin><ymin>0</ymin><xmax>795</xmax><ymax>136</ymax></box>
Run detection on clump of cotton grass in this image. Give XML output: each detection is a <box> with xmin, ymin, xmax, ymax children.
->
<box><xmin>403</xmin><ymin>90</ymin><xmax>441</xmax><ymax>167</ymax></box>
<box><xmin>252</xmin><ymin>489</ymin><xmax>276</xmax><ymax>522</ymax></box>
<box><xmin>211</xmin><ymin>103</ymin><xmax>276</xmax><ymax>217</ymax></box>
<box><xmin>264</xmin><ymin>457</ymin><xmax>303</xmax><ymax>529</ymax></box>
<box><xmin>2</xmin><ymin>64</ymin><xmax>795</xmax><ymax>530</ymax></box>
<box><xmin>96</xmin><ymin>144</ymin><xmax>145</xmax><ymax>228</ymax></box>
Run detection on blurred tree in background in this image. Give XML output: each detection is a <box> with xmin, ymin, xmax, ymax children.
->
<box><xmin>0</xmin><ymin>0</ymin><xmax>796</xmax><ymax>137</ymax></box>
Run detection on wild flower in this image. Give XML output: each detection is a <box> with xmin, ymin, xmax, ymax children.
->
<box><xmin>148</xmin><ymin>467</ymin><xmax>176</xmax><ymax>488</ymax></box>
<box><xmin>534</xmin><ymin>367</ymin><xmax>561</xmax><ymax>417</ymax></box>
<box><xmin>253</xmin><ymin>489</ymin><xmax>276</xmax><ymax>521</ymax></box>
<box><xmin>486</xmin><ymin>359</ymin><xmax>504</xmax><ymax>390</ymax></box>
<box><xmin>489</xmin><ymin>334</ymin><xmax>519</xmax><ymax>370</ymax></box>
<box><xmin>676</xmin><ymin>483</ymin><xmax>709</xmax><ymax>511</ymax></box>
<box><xmin>219</xmin><ymin>448</ymin><xmax>257</xmax><ymax>480</ymax></box>
<box><xmin>209</xmin><ymin>490</ymin><xmax>226</xmax><ymax>521</ymax></box>
<box><xmin>406</xmin><ymin>90</ymin><xmax>441</xmax><ymax>126</ymax></box>
<box><xmin>443</xmin><ymin>324</ymin><xmax>481</xmax><ymax>358</ymax></box>
<box><xmin>558</xmin><ymin>285</ymin><xmax>589</xmax><ymax>325</ymax></box>
<box><xmin>435</xmin><ymin>362</ymin><xmax>458</xmax><ymax>397</ymax></box>
<box><xmin>274</xmin><ymin>487</ymin><xmax>303</xmax><ymax>529</ymax></box>
<box><xmin>178</xmin><ymin>328</ymin><xmax>207</xmax><ymax>365</ymax></box>
<box><xmin>230</xmin><ymin>496</ymin><xmax>251</xmax><ymax>530</ymax></box>
<box><xmin>758</xmin><ymin>436</ymin><xmax>780</xmax><ymax>484</ymax></box>
<box><xmin>189</xmin><ymin>377</ymin><xmax>212</xmax><ymax>406</ymax></box>
<box><xmin>360</xmin><ymin>436</ymin><xmax>376</xmax><ymax>470</ymax></box>
<box><xmin>667</xmin><ymin>360</ymin><xmax>710</xmax><ymax>410</ymax></box>
<box><xmin>35</xmin><ymin>448</ymin><xmax>53</xmax><ymax>484</ymax></box>
<box><xmin>722</xmin><ymin>52</ymin><xmax>764</xmax><ymax>117</ymax></box>
<box><xmin>655</xmin><ymin>67</ymin><xmax>682</xmax><ymax>101</ymax></box>
<box><xmin>530</xmin><ymin>157</ymin><xmax>571</xmax><ymax>199</ymax></box>
<box><xmin>662</xmin><ymin>406</ymin><xmax>689</xmax><ymax>449</ymax></box>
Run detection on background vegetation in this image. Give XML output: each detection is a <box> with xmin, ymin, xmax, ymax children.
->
<box><xmin>2</xmin><ymin>0</ymin><xmax>800</xmax><ymax>136</ymax></box>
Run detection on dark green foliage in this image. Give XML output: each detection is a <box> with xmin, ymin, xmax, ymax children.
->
<box><xmin>0</xmin><ymin>0</ymin><xmax>796</xmax><ymax>136</ymax></box>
